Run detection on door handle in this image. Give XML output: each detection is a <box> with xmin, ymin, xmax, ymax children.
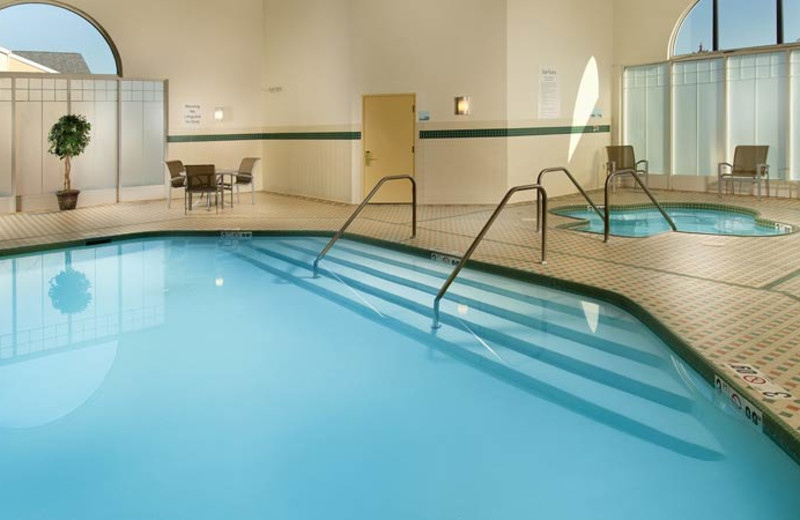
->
<box><xmin>365</xmin><ymin>150</ymin><xmax>377</xmax><ymax>167</ymax></box>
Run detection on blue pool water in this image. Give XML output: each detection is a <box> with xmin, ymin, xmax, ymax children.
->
<box><xmin>0</xmin><ymin>236</ymin><xmax>799</xmax><ymax>519</ymax></box>
<box><xmin>555</xmin><ymin>205</ymin><xmax>792</xmax><ymax>237</ymax></box>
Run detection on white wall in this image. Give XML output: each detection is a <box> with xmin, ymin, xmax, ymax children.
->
<box><xmin>506</xmin><ymin>0</ymin><xmax>614</xmax><ymax>200</ymax></box>
<box><xmin>97</xmin><ymin>0</ymin><xmax>267</xmax><ymax>190</ymax></box>
<box><xmin>262</xmin><ymin>0</ymin><xmax>508</xmax><ymax>204</ymax></box>
<box><xmin>263</xmin><ymin>0</ymin><xmax>352</xmax><ymax>128</ymax></box>
<box><xmin>610</xmin><ymin>0</ymin><xmax>694</xmax><ymax>144</ymax></box>
<box><xmin>613</xmin><ymin>0</ymin><xmax>693</xmax><ymax>66</ymax></box>
<box><xmin>351</xmin><ymin>0</ymin><xmax>508</xmax><ymax>204</ymax></box>
<box><xmin>77</xmin><ymin>0</ymin><xmax>266</xmax><ymax>134</ymax></box>
<box><xmin>0</xmin><ymin>0</ymin><xmax>699</xmax><ymax>209</ymax></box>
<box><xmin>262</xmin><ymin>0</ymin><xmax>354</xmax><ymax>202</ymax></box>
<box><xmin>262</xmin><ymin>0</ymin><xmax>618</xmax><ymax>204</ymax></box>
<box><xmin>350</xmin><ymin>0</ymin><xmax>508</xmax><ymax>123</ymax></box>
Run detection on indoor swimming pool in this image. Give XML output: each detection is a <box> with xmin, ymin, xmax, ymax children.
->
<box><xmin>0</xmin><ymin>236</ymin><xmax>798</xmax><ymax>519</ymax></box>
<box><xmin>554</xmin><ymin>204</ymin><xmax>793</xmax><ymax>237</ymax></box>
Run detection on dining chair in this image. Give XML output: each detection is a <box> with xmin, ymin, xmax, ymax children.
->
<box><xmin>606</xmin><ymin>145</ymin><xmax>649</xmax><ymax>193</ymax></box>
<box><xmin>718</xmin><ymin>145</ymin><xmax>770</xmax><ymax>200</ymax></box>
<box><xmin>227</xmin><ymin>157</ymin><xmax>260</xmax><ymax>204</ymax></box>
<box><xmin>184</xmin><ymin>164</ymin><xmax>220</xmax><ymax>214</ymax></box>
<box><xmin>165</xmin><ymin>160</ymin><xmax>186</xmax><ymax>209</ymax></box>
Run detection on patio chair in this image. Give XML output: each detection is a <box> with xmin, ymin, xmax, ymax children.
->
<box><xmin>718</xmin><ymin>145</ymin><xmax>770</xmax><ymax>200</ymax></box>
<box><xmin>165</xmin><ymin>160</ymin><xmax>186</xmax><ymax>209</ymax></box>
<box><xmin>185</xmin><ymin>164</ymin><xmax>220</xmax><ymax>214</ymax></box>
<box><xmin>220</xmin><ymin>157</ymin><xmax>260</xmax><ymax>205</ymax></box>
<box><xmin>606</xmin><ymin>145</ymin><xmax>649</xmax><ymax>193</ymax></box>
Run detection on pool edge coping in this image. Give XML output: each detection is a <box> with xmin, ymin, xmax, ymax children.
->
<box><xmin>2</xmin><ymin>227</ymin><xmax>799</xmax><ymax>467</ymax></box>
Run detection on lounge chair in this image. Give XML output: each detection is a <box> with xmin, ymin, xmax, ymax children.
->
<box><xmin>165</xmin><ymin>160</ymin><xmax>186</xmax><ymax>209</ymax></box>
<box><xmin>220</xmin><ymin>157</ymin><xmax>260</xmax><ymax>205</ymax></box>
<box><xmin>606</xmin><ymin>145</ymin><xmax>648</xmax><ymax>193</ymax></box>
<box><xmin>718</xmin><ymin>145</ymin><xmax>769</xmax><ymax>200</ymax></box>
<box><xmin>184</xmin><ymin>164</ymin><xmax>220</xmax><ymax>214</ymax></box>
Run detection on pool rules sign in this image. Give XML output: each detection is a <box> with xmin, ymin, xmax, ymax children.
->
<box><xmin>183</xmin><ymin>104</ymin><xmax>202</xmax><ymax>127</ymax></box>
<box><xmin>538</xmin><ymin>67</ymin><xmax>560</xmax><ymax>119</ymax></box>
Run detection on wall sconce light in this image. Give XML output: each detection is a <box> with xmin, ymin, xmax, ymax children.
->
<box><xmin>213</xmin><ymin>107</ymin><xmax>225</xmax><ymax>122</ymax></box>
<box><xmin>455</xmin><ymin>96</ymin><xmax>470</xmax><ymax>116</ymax></box>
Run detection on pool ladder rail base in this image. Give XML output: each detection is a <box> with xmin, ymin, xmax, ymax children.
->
<box><xmin>432</xmin><ymin>183</ymin><xmax>548</xmax><ymax>330</ymax></box>
<box><xmin>536</xmin><ymin>167</ymin><xmax>604</xmax><ymax>233</ymax></box>
<box><xmin>604</xmin><ymin>169</ymin><xmax>676</xmax><ymax>243</ymax></box>
<box><xmin>313</xmin><ymin>175</ymin><xmax>417</xmax><ymax>278</ymax></box>
<box><xmin>535</xmin><ymin>165</ymin><xmax>675</xmax><ymax>243</ymax></box>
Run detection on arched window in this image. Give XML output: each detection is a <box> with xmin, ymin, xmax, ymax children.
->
<box><xmin>674</xmin><ymin>0</ymin><xmax>798</xmax><ymax>57</ymax></box>
<box><xmin>0</xmin><ymin>2</ymin><xmax>121</xmax><ymax>75</ymax></box>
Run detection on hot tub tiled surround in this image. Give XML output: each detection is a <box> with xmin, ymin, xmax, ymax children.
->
<box><xmin>553</xmin><ymin>201</ymin><xmax>796</xmax><ymax>236</ymax></box>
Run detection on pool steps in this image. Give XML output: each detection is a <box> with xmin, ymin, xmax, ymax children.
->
<box><xmin>279</xmin><ymin>239</ymin><xmax>661</xmax><ymax>365</ymax></box>
<box><xmin>234</xmin><ymin>238</ymin><xmax>724</xmax><ymax>460</ymax></box>
<box><xmin>302</xmin><ymin>239</ymin><xmax>644</xmax><ymax>333</ymax></box>
<box><xmin>264</xmin><ymin>240</ymin><xmax>693</xmax><ymax>412</ymax></box>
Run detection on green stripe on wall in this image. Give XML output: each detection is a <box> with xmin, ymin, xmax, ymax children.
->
<box><xmin>168</xmin><ymin>131</ymin><xmax>361</xmax><ymax>143</ymax></box>
<box><xmin>420</xmin><ymin>125</ymin><xmax>611</xmax><ymax>139</ymax></box>
<box><xmin>167</xmin><ymin>125</ymin><xmax>611</xmax><ymax>143</ymax></box>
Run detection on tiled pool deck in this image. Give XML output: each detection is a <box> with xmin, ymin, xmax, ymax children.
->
<box><xmin>2</xmin><ymin>188</ymin><xmax>800</xmax><ymax>457</ymax></box>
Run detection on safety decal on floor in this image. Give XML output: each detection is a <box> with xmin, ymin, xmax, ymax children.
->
<box><xmin>725</xmin><ymin>363</ymin><xmax>793</xmax><ymax>400</ymax></box>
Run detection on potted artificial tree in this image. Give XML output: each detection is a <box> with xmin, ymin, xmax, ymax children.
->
<box><xmin>47</xmin><ymin>114</ymin><xmax>91</xmax><ymax>211</ymax></box>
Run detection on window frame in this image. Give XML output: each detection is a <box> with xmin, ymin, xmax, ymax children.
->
<box><xmin>0</xmin><ymin>0</ymin><xmax>123</xmax><ymax>76</ymax></box>
<box><xmin>622</xmin><ymin>45</ymin><xmax>797</xmax><ymax>181</ymax></box>
<box><xmin>672</xmin><ymin>0</ymin><xmax>792</xmax><ymax>58</ymax></box>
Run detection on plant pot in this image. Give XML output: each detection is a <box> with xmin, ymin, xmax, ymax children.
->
<box><xmin>56</xmin><ymin>189</ymin><xmax>80</xmax><ymax>211</ymax></box>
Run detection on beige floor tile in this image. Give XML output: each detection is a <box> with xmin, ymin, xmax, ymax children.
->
<box><xmin>2</xmin><ymin>188</ymin><xmax>800</xmax><ymax>442</ymax></box>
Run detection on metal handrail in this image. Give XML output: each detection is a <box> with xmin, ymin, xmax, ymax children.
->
<box><xmin>604</xmin><ymin>169</ymin><xmax>676</xmax><ymax>243</ymax></box>
<box><xmin>432</xmin><ymin>184</ymin><xmax>547</xmax><ymax>329</ymax></box>
<box><xmin>313</xmin><ymin>175</ymin><xmax>417</xmax><ymax>277</ymax></box>
<box><xmin>535</xmin><ymin>167</ymin><xmax>604</xmax><ymax>232</ymax></box>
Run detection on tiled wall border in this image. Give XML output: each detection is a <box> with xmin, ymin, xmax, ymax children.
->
<box><xmin>419</xmin><ymin>125</ymin><xmax>611</xmax><ymax>140</ymax></box>
<box><xmin>167</xmin><ymin>125</ymin><xmax>611</xmax><ymax>143</ymax></box>
<box><xmin>167</xmin><ymin>132</ymin><xmax>361</xmax><ymax>143</ymax></box>
<box><xmin>2</xmin><ymin>228</ymin><xmax>799</xmax><ymax>469</ymax></box>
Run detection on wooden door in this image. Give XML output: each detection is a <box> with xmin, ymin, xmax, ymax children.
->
<box><xmin>362</xmin><ymin>94</ymin><xmax>415</xmax><ymax>203</ymax></box>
